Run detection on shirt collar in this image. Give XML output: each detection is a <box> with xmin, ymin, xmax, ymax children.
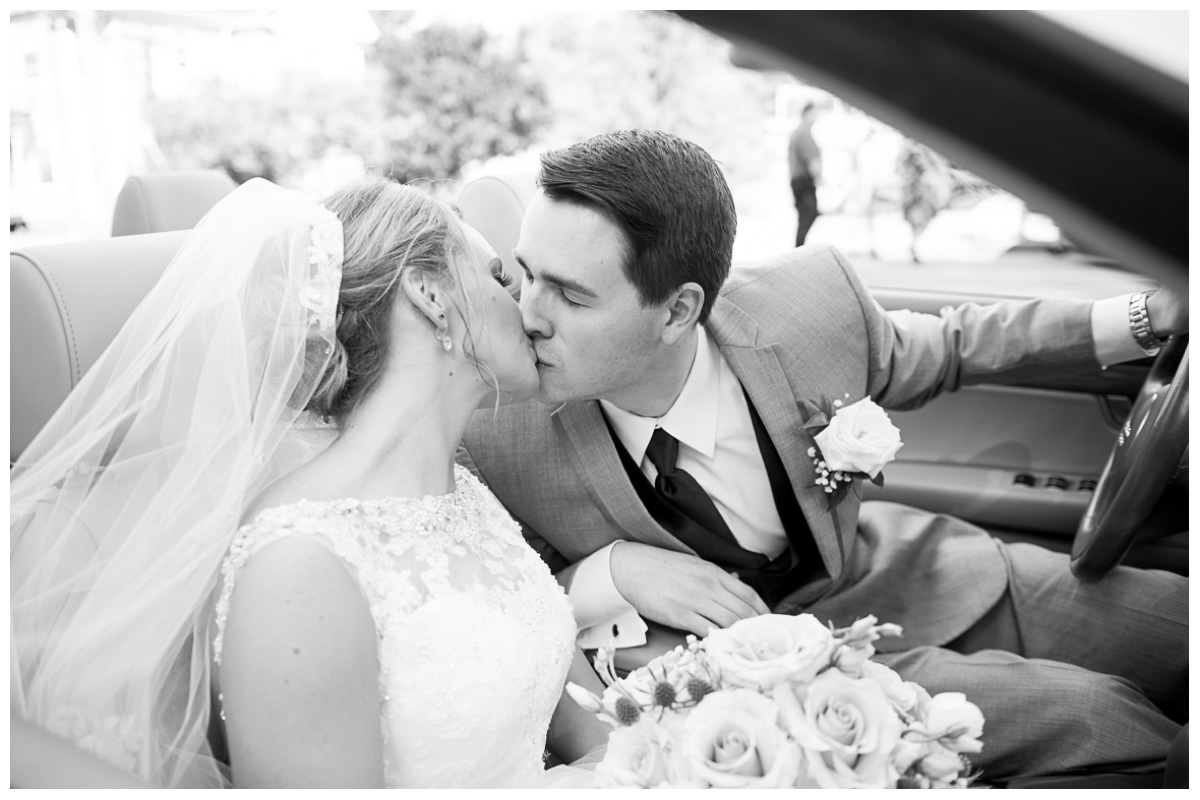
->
<box><xmin>600</xmin><ymin>326</ymin><xmax>721</xmax><ymax>463</ymax></box>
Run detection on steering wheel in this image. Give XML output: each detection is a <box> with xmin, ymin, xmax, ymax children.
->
<box><xmin>1071</xmin><ymin>335</ymin><xmax>1189</xmax><ymax>581</ymax></box>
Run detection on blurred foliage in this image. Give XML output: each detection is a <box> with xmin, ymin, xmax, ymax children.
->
<box><xmin>147</xmin><ymin>11</ymin><xmax>774</xmax><ymax>189</ymax></box>
<box><xmin>368</xmin><ymin>11</ymin><xmax>549</xmax><ymax>183</ymax></box>
<box><xmin>523</xmin><ymin>11</ymin><xmax>784</xmax><ymax>187</ymax></box>
<box><xmin>147</xmin><ymin>75</ymin><xmax>384</xmax><ymax>184</ymax></box>
<box><xmin>148</xmin><ymin>12</ymin><xmax>549</xmax><ymax>185</ymax></box>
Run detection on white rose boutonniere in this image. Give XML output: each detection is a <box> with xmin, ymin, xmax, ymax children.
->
<box><xmin>801</xmin><ymin>394</ymin><xmax>902</xmax><ymax>510</ymax></box>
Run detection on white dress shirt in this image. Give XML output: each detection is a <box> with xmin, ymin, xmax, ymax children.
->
<box><xmin>570</xmin><ymin>295</ymin><xmax>1150</xmax><ymax>648</ymax></box>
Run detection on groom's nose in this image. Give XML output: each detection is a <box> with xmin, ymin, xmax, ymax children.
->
<box><xmin>520</xmin><ymin>283</ymin><xmax>551</xmax><ymax>339</ymax></box>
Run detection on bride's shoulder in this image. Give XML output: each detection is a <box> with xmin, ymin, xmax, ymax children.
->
<box><xmin>213</xmin><ymin>519</ymin><xmax>373</xmax><ymax>666</ymax></box>
<box><xmin>213</xmin><ymin>532</ymin><xmax>379</xmax><ymax>707</ymax></box>
<box><xmin>240</xmin><ymin>462</ymin><xmax>356</xmax><ymax>527</ymax></box>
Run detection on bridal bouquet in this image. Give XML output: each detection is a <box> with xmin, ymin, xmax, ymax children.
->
<box><xmin>567</xmin><ymin>614</ymin><xmax>984</xmax><ymax>789</ymax></box>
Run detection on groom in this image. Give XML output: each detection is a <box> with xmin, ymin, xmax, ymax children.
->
<box><xmin>459</xmin><ymin>130</ymin><xmax>1187</xmax><ymax>780</ymax></box>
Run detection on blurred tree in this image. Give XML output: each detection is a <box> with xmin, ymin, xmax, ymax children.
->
<box><xmin>368</xmin><ymin>12</ymin><xmax>549</xmax><ymax>183</ymax></box>
<box><xmin>147</xmin><ymin>74</ymin><xmax>385</xmax><ymax>185</ymax></box>
<box><xmin>148</xmin><ymin>12</ymin><xmax>548</xmax><ymax>187</ymax></box>
<box><xmin>523</xmin><ymin>11</ymin><xmax>783</xmax><ymax>187</ymax></box>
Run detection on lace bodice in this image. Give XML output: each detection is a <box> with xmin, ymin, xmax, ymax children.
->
<box><xmin>213</xmin><ymin>465</ymin><xmax>579</xmax><ymax>788</ymax></box>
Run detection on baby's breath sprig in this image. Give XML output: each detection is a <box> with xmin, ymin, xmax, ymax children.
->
<box><xmin>799</xmin><ymin>392</ymin><xmax>859</xmax><ymax>510</ymax></box>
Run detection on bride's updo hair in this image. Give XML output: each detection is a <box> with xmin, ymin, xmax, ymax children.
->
<box><xmin>307</xmin><ymin>176</ymin><xmax>468</xmax><ymax>421</ymax></box>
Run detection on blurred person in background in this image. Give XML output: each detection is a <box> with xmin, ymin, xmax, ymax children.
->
<box><xmin>788</xmin><ymin>101</ymin><xmax>823</xmax><ymax>246</ymax></box>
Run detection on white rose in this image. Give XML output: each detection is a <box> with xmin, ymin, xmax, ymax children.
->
<box><xmin>594</xmin><ymin>716</ymin><xmax>687</xmax><ymax>788</ymax></box>
<box><xmin>922</xmin><ymin>692</ymin><xmax>985</xmax><ymax>754</ymax></box>
<box><xmin>917</xmin><ymin>744</ymin><xmax>968</xmax><ymax>781</ymax></box>
<box><xmin>681</xmin><ymin>689</ymin><xmax>803</xmax><ymax>789</ymax></box>
<box><xmin>702</xmin><ymin>614</ymin><xmax>836</xmax><ymax>689</ymax></box>
<box><xmin>890</xmin><ymin>737</ymin><xmax>926</xmax><ymax>775</ymax></box>
<box><xmin>778</xmin><ymin>668</ymin><xmax>904</xmax><ymax>788</ymax></box>
<box><xmin>860</xmin><ymin>661</ymin><xmax>921</xmax><ymax>715</ymax></box>
<box><xmin>813</xmin><ymin>397</ymin><xmax>902</xmax><ymax>478</ymax></box>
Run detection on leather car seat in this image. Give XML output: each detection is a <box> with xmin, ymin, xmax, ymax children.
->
<box><xmin>10</xmin><ymin>231</ymin><xmax>187</xmax><ymax>463</ymax></box>
<box><xmin>111</xmin><ymin>170</ymin><xmax>237</xmax><ymax>237</ymax></box>
<box><xmin>456</xmin><ymin>172</ymin><xmax>536</xmax><ymax>297</ymax></box>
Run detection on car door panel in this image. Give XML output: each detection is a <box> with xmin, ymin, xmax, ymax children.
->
<box><xmin>859</xmin><ymin>275</ymin><xmax>1152</xmax><ymax>545</ymax></box>
<box><xmin>863</xmin><ymin>384</ymin><xmax>1114</xmax><ymax>540</ymax></box>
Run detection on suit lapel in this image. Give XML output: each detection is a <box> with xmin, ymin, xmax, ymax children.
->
<box><xmin>551</xmin><ymin>295</ymin><xmax>850</xmax><ymax>577</ymax></box>
<box><xmin>553</xmin><ymin>401</ymin><xmax>694</xmax><ymax>553</ymax></box>
<box><xmin>708</xmin><ymin>298</ymin><xmax>845</xmax><ymax>580</ymax></box>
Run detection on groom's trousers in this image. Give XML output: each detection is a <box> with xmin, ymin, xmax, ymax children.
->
<box><xmin>876</xmin><ymin>540</ymin><xmax>1187</xmax><ymax>781</ymax></box>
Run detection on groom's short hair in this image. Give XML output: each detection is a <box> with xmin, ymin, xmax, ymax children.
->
<box><xmin>537</xmin><ymin>130</ymin><xmax>736</xmax><ymax>324</ymax></box>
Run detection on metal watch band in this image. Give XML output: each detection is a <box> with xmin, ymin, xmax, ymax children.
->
<box><xmin>1128</xmin><ymin>290</ymin><xmax>1164</xmax><ymax>356</ymax></box>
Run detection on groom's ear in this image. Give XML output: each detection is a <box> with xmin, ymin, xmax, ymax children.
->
<box><xmin>661</xmin><ymin>282</ymin><xmax>705</xmax><ymax>346</ymax></box>
<box><xmin>400</xmin><ymin>269</ymin><xmax>448</xmax><ymax>328</ymax></box>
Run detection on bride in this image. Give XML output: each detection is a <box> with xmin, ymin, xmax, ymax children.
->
<box><xmin>10</xmin><ymin>176</ymin><xmax>607</xmax><ymax>788</ymax></box>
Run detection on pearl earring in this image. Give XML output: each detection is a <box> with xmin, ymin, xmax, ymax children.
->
<box><xmin>436</xmin><ymin>323</ymin><xmax>452</xmax><ymax>352</ymax></box>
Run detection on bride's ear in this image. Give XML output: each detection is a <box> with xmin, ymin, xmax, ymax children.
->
<box><xmin>400</xmin><ymin>269</ymin><xmax>447</xmax><ymax>329</ymax></box>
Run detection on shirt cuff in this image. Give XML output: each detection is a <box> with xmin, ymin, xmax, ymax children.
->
<box><xmin>1092</xmin><ymin>293</ymin><xmax>1150</xmax><ymax>367</ymax></box>
<box><xmin>568</xmin><ymin>542</ymin><xmax>649</xmax><ymax>650</ymax></box>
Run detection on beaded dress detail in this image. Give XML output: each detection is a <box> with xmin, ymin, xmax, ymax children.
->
<box><xmin>213</xmin><ymin>465</ymin><xmax>580</xmax><ymax>788</ymax></box>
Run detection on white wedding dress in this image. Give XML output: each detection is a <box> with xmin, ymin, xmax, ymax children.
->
<box><xmin>213</xmin><ymin>464</ymin><xmax>596</xmax><ymax>788</ymax></box>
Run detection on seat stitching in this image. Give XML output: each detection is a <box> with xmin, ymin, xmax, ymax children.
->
<box><xmin>17</xmin><ymin>252</ymin><xmax>81</xmax><ymax>384</ymax></box>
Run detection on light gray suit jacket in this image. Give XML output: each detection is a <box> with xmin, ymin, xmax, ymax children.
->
<box><xmin>461</xmin><ymin>244</ymin><xmax>1096</xmax><ymax>652</ymax></box>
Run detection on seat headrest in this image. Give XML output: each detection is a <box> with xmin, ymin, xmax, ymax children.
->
<box><xmin>111</xmin><ymin>170</ymin><xmax>238</xmax><ymax>237</ymax></box>
<box><xmin>10</xmin><ymin>231</ymin><xmax>188</xmax><ymax>462</ymax></box>
<box><xmin>456</xmin><ymin>172</ymin><xmax>536</xmax><ymax>295</ymax></box>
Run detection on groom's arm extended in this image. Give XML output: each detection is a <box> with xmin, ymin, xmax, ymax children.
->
<box><xmin>829</xmin><ymin>251</ymin><xmax>1188</xmax><ymax>411</ymax></box>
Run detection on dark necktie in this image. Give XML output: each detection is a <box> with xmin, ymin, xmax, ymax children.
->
<box><xmin>644</xmin><ymin>427</ymin><xmax>737</xmax><ymax>545</ymax></box>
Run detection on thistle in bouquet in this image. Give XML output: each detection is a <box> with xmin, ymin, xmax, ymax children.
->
<box><xmin>567</xmin><ymin>613</ymin><xmax>985</xmax><ymax>789</ymax></box>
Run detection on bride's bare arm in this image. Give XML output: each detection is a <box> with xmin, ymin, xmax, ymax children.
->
<box><xmin>546</xmin><ymin>646</ymin><xmax>611</xmax><ymax>764</ymax></box>
<box><xmin>218</xmin><ymin>537</ymin><xmax>384</xmax><ymax>788</ymax></box>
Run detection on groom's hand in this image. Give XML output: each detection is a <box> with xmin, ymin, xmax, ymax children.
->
<box><xmin>610</xmin><ymin>541</ymin><xmax>770</xmax><ymax>636</ymax></box>
<box><xmin>1147</xmin><ymin>285</ymin><xmax>1188</xmax><ymax>338</ymax></box>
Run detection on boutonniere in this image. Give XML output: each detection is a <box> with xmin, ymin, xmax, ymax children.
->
<box><xmin>799</xmin><ymin>394</ymin><xmax>903</xmax><ymax>510</ymax></box>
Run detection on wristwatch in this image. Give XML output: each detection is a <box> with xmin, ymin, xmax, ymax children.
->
<box><xmin>1128</xmin><ymin>290</ymin><xmax>1167</xmax><ymax>356</ymax></box>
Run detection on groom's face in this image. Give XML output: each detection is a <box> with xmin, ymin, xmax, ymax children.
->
<box><xmin>514</xmin><ymin>192</ymin><xmax>667</xmax><ymax>407</ymax></box>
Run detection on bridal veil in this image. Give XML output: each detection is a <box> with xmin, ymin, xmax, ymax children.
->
<box><xmin>11</xmin><ymin>179</ymin><xmax>345</xmax><ymax>787</ymax></box>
